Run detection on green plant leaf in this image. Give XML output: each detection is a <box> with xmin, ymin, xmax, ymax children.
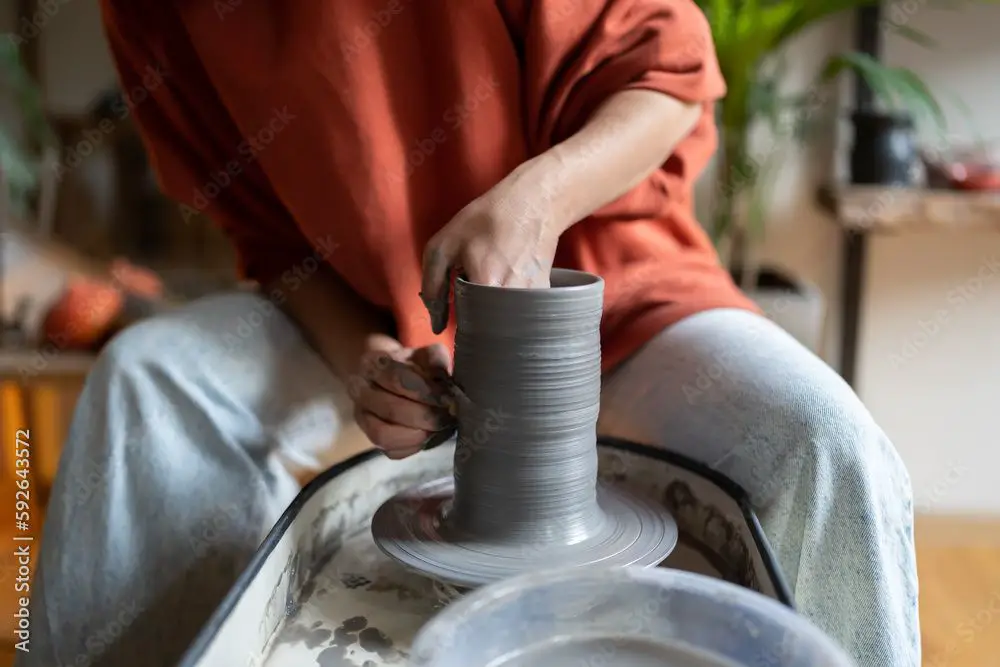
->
<box><xmin>821</xmin><ymin>52</ymin><xmax>900</xmax><ymax>106</ymax></box>
<box><xmin>695</xmin><ymin>0</ymin><xmax>967</xmax><ymax>264</ymax></box>
<box><xmin>820</xmin><ymin>51</ymin><xmax>946</xmax><ymax>131</ymax></box>
<box><xmin>0</xmin><ymin>33</ymin><xmax>58</xmax><ymax>218</ymax></box>
<box><xmin>894</xmin><ymin>68</ymin><xmax>947</xmax><ymax>130</ymax></box>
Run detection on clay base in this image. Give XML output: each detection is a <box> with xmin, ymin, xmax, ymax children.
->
<box><xmin>371</xmin><ymin>477</ymin><xmax>678</xmax><ymax>589</ymax></box>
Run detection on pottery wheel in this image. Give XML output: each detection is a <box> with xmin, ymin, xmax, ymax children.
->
<box><xmin>372</xmin><ymin>476</ymin><xmax>678</xmax><ymax>589</ymax></box>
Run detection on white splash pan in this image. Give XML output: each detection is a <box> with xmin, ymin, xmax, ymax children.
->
<box><xmin>178</xmin><ymin>438</ymin><xmax>792</xmax><ymax>667</ymax></box>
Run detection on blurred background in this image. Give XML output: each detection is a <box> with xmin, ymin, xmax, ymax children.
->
<box><xmin>1</xmin><ymin>1</ymin><xmax>999</xmax><ymax>665</ymax></box>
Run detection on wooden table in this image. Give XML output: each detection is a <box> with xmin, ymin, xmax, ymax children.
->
<box><xmin>0</xmin><ymin>350</ymin><xmax>96</xmax><ymax>384</ymax></box>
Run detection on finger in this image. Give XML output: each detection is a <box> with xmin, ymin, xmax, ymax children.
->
<box><xmin>356</xmin><ymin>335</ymin><xmax>406</xmax><ymax>386</ymax></box>
<box><xmin>459</xmin><ymin>242</ymin><xmax>505</xmax><ymax>287</ymax></box>
<box><xmin>411</xmin><ymin>343</ymin><xmax>453</xmax><ymax>376</ymax></box>
<box><xmin>356</xmin><ymin>381</ymin><xmax>452</xmax><ymax>431</ymax></box>
<box><xmin>358</xmin><ymin>346</ymin><xmax>409</xmax><ymax>386</ymax></box>
<box><xmin>365</xmin><ymin>333</ymin><xmax>405</xmax><ymax>355</ymax></box>
<box><xmin>421</xmin><ymin>427</ymin><xmax>457</xmax><ymax>452</ymax></box>
<box><xmin>370</xmin><ymin>356</ymin><xmax>449</xmax><ymax>407</ymax></box>
<box><xmin>498</xmin><ymin>255</ymin><xmax>548</xmax><ymax>288</ymax></box>
<box><xmin>521</xmin><ymin>255</ymin><xmax>553</xmax><ymax>288</ymax></box>
<box><xmin>354</xmin><ymin>406</ymin><xmax>430</xmax><ymax>452</ymax></box>
<box><xmin>384</xmin><ymin>445</ymin><xmax>424</xmax><ymax>461</ymax></box>
<box><xmin>421</xmin><ymin>237</ymin><xmax>454</xmax><ymax>334</ymax></box>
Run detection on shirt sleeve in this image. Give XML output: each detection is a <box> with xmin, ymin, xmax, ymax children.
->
<box><xmin>498</xmin><ymin>0</ymin><xmax>726</xmax><ymax>149</ymax></box>
<box><xmin>99</xmin><ymin>0</ymin><xmax>315</xmax><ymax>286</ymax></box>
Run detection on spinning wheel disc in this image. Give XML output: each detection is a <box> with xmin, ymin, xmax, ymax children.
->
<box><xmin>372</xmin><ymin>476</ymin><xmax>678</xmax><ymax>589</ymax></box>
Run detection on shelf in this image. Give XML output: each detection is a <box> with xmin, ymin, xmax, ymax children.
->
<box><xmin>819</xmin><ymin>185</ymin><xmax>1000</xmax><ymax>233</ymax></box>
<box><xmin>0</xmin><ymin>349</ymin><xmax>95</xmax><ymax>383</ymax></box>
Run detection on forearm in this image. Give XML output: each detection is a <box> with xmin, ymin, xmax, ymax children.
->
<box><xmin>500</xmin><ymin>89</ymin><xmax>701</xmax><ymax>233</ymax></box>
<box><xmin>270</xmin><ymin>265</ymin><xmax>394</xmax><ymax>380</ymax></box>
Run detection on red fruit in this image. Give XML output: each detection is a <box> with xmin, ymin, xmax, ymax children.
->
<box><xmin>954</xmin><ymin>170</ymin><xmax>1000</xmax><ymax>191</ymax></box>
<box><xmin>41</xmin><ymin>278</ymin><xmax>125</xmax><ymax>350</ymax></box>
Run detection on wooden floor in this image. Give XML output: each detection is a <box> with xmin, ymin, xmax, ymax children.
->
<box><xmin>916</xmin><ymin>516</ymin><xmax>1000</xmax><ymax>667</ymax></box>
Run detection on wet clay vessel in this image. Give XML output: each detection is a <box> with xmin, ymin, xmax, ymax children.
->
<box><xmin>371</xmin><ymin>269</ymin><xmax>677</xmax><ymax>588</ymax></box>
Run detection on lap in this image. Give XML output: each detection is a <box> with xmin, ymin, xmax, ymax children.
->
<box><xmin>87</xmin><ymin>290</ymin><xmax>349</xmax><ymax>472</ymax></box>
<box><xmin>598</xmin><ymin>308</ymin><xmax>903</xmax><ymax>506</ymax></box>
<box><xmin>93</xmin><ymin>297</ymin><xmax>902</xmax><ymax>506</ymax></box>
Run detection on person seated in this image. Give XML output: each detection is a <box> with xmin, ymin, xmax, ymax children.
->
<box><xmin>19</xmin><ymin>1</ymin><xmax>918</xmax><ymax>666</ymax></box>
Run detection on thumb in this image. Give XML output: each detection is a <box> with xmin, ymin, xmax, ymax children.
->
<box><xmin>420</xmin><ymin>238</ymin><xmax>455</xmax><ymax>335</ymax></box>
<box><xmin>364</xmin><ymin>333</ymin><xmax>405</xmax><ymax>355</ymax></box>
<box><xmin>411</xmin><ymin>343</ymin><xmax>453</xmax><ymax>377</ymax></box>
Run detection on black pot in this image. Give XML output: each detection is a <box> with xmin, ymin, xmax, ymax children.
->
<box><xmin>849</xmin><ymin>111</ymin><xmax>917</xmax><ymax>186</ymax></box>
<box><xmin>729</xmin><ymin>265</ymin><xmax>803</xmax><ymax>294</ymax></box>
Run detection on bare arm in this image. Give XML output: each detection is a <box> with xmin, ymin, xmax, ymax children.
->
<box><xmin>421</xmin><ymin>89</ymin><xmax>702</xmax><ymax>324</ymax></box>
<box><xmin>269</xmin><ymin>266</ymin><xmax>395</xmax><ymax>381</ymax></box>
<box><xmin>499</xmin><ymin>89</ymin><xmax>702</xmax><ymax>235</ymax></box>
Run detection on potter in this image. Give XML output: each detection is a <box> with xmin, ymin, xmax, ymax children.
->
<box><xmin>29</xmin><ymin>2</ymin><xmax>917</xmax><ymax>665</ymax></box>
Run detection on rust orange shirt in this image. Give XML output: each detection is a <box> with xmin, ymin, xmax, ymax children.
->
<box><xmin>100</xmin><ymin>0</ymin><xmax>757</xmax><ymax>372</ymax></box>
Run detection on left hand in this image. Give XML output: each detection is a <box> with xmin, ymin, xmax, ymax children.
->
<box><xmin>420</xmin><ymin>182</ymin><xmax>560</xmax><ymax>333</ymax></box>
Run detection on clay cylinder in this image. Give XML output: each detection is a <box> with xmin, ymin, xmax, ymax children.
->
<box><xmin>448</xmin><ymin>269</ymin><xmax>604</xmax><ymax>545</ymax></box>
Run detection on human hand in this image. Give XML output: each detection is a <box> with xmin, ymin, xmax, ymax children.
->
<box><xmin>349</xmin><ymin>334</ymin><xmax>456</xmax><ymax>460</ymax></box>
<box><xmin>420</xmin><ymin>177</ymin><xmax>561</xmax><ymax>333</ymax></box>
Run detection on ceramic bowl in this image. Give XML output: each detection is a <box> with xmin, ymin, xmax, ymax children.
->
<box><xmin>409</xmin><ymin>565</ymin><xmax>854</xmax><ymax>667</ymax></box>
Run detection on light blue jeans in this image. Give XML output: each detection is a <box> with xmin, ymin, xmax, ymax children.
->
<box><xmin>18</xmin><ymin>292</ymin><xmax>918</xmax><ymax>667</ymax></box>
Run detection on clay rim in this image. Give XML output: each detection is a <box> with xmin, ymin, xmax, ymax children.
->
<box><xmin>455</xmin><ymin>268</ymin><xmax>603</xmax><ymax>292</ymax></box>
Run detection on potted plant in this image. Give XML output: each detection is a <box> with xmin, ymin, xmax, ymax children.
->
<box><xmin>0</xmin><ymin>39</ymin><xmax>56</xmax><ymax>220</ymax></box>
<box><xmin>0</xmin><ymin>37</ymin><xmax>59</xmax><ymax>345</ymax></box>
<box><xmin>824</xmin><ymin>52</ymin><xmax>946</xmax><ymax>186</ymax></box>
<box><xmin>697</xmin><ymin>0</ymin><xmax>946</xmax><ymax>352</ymax></box>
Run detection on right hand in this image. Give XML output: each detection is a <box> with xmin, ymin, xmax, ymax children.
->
<box><xmin>348</xmin><ymin>334</ymin><xmax>456</xmax><ymax>459</ymax></box>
